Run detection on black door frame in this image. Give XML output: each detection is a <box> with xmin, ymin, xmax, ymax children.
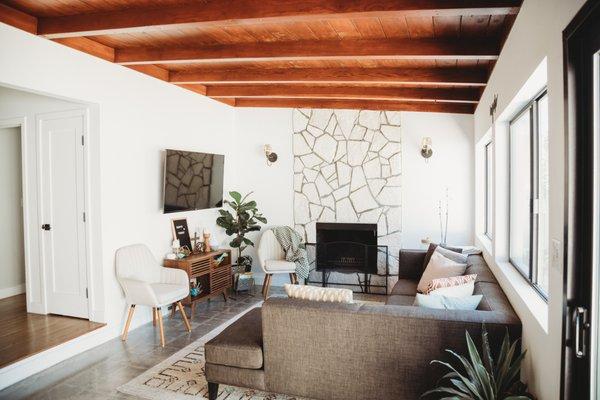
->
<box><xmin>562</xmin><ymin>1</ymin><xmax>600</xmax><ymax>399</ymax></box>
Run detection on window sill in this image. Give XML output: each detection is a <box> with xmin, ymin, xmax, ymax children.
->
<box><xmin>476</xmin><ymin>233</ymin><xmax>493</xmax><ymax>255</ymax></box>
<box><xmin>489</xmin><ymin>259</ymin><xmax>549</xmax><ymax>333</ymax></box>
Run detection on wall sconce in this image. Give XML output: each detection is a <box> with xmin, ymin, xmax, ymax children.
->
<box><xmin>264</xmin><ymin>144</ymin><xmax>278</xmax><ymax>166</ymax></box>
<box><xmin>421</xmin><ymin>137</ymin><xmax>433</xmax><ymax>160</ymax></box>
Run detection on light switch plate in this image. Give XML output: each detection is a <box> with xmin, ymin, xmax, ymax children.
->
<box><xmin>551</xmin><ymin>239</ymin><xmax>562</xmax><ymax>271</ymax></box>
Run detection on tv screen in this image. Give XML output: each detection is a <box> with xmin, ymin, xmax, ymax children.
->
<box><xmin>163</xmin><ymin>149</ymin><xmax>225</xmax><ymax>213</ymax></box>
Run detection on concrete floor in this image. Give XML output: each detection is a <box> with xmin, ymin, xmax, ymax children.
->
<box><xmin>0</xmin><ymin>288</ymin><xmax>268</xmax><ymax>400</ymax></box>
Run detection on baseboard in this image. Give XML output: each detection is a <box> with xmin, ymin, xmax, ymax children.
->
<box><xmin>0</xmin><ymin>284</ymin><xmax>25</xmax><ymax>300</ymax></box>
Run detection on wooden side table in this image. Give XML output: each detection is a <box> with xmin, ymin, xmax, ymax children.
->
<box><xmin>164</xmin><ymin>249</ymin><xmax>232</xmax><ymax>320</ymax></box>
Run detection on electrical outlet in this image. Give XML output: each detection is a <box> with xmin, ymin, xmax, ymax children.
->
<box><xmin>551</xmin><ymin>239</ymin><xmax>561</xmax><ymax>271</ymax></box>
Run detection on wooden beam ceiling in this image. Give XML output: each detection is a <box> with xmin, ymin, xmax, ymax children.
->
<box><xmin>170</xmin><ymin>67</ymin><xmax>488</xmax><ymax>86</ymax></box>
<box><xmin>36</xmin><ymin>0</ymin><xmax>521</xmax><ymax>39</ymax></box>
<box><xmin>0</xmin><ymin>1</ymin><xmax>523</xmax><ymax>114</ymax></box>
<box><xmin>203</xmin><ymin>85</ymin><xmax>481</xmax><ymax>103</ymax></box>
<box><xmin>115</xmin><ymin>38</ymin><xmax>499</xmax><ymax>65</ymax></box>
<box><xmin>231</xmin><ymin>98</ymin><xmax>476</xmax><ymax>114</ymax></box>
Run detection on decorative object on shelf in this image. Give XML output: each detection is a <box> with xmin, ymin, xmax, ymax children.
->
<box><xmin>178</xmin><ymin>246</ymin><xmax>191</xmax><ymax>258</ymax></box>
<box><xmin>214</xmin><ymin>253</ymin><xmax>227</xmax><ymax>267</ymax></box>
<box><xmin>264</xmin><ymin>144</ymin><xmax>278</xmax><ymax>165</ymax></box>
<box><xmin>421</xmin><ymin>137</ymin><xmax>433</xmax><ymax>160</ymax></box>
<box><xmin>423</xmin><ymin>326</ymin><xmax>532</xmax><ymax>400</ymax></box>
<box><xmin>216</xmin><ymin>191</ymin><xmax>267</xmax><ymax>266</ymax></box>
<box><xmin>166</xmin><ymin>253</ymin><xmax>177</xmax><ymax>260</ymax></box>
<box><xmin>171</xmin><ymin>218</ymin><xmax>192</xmax><ymax>251</ymax></box>
<box><xmin>191</xmin><ymin>231</ymin><xmax>203</xmax><ymax>254</ymax></box>
<box><xmin>209</xmin><ymin>236</ymin><xmax>220</xmax><ymax>251</ymax></box>
<box><xmin>171</xmin><ymin>239</ymin><xmax>181</xmax><ymax>254</ymax></box>
<box><xmin>190</xmin><ymin>281</ymin><xmax>202</xmax><ymax>297</ymax></box>
<box><xmin>438</xmin><ymin>187</ymin><xmax>449</xmax><ymax>245</ymax></box>
<box><xmin>203</xmin><ymin>229</ymin><xmax>212</xmax><ymax>253</ymax></box>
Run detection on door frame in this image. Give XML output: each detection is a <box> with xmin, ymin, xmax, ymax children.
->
<box><xmin>36</xmin><ymin>109</ymin><xmax>91</xmax><ymax>318</ymax></box>
<box><xmin>0</xmin><ymin>117</ymin><xmax>32</xmax><ymax>304</ymax></box>
<box><xmin>562</xmin><ymin>0</ymin><xmax>600</xmax><ymax>398</ymax></box>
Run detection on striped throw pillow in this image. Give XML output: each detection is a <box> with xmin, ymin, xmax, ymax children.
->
<box><xmin>425</xmin><ymin>274</ymin><xmax>477</xmax><ymax>294</ymax></box>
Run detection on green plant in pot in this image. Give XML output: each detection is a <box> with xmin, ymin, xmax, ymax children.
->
<box><xmin>422</xmin><ymin>327</ymin><xmax>533</xmax><ymax>400</ymax></box>
<box><xmin>216</xmin><ymin>191</ymin><xmax>267</xmax><ymax>271</ymax></box>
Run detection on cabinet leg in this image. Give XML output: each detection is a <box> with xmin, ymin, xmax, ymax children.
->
<box><xmin>208</xmin><ymin>382</ymin><xmax>219</xmax><ymax>400</ymax></box>
<box><xmin>222</xmin><ymin>291</ymin><xmax>228</xmax><ymax>302</ymax></box>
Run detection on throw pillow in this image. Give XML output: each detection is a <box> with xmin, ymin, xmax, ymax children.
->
<box><xmin>422</xmin><ymin>243</ymin><xmax>464</xmax><ymax>270</ymax></box>
<box><xmin>417</xmin><ymin>251</ymin><xmax>467</xmax><ymax>293</ymax></box>
<box><xmin>284</xmin><ymin>284</ymin><xmax>353</xmax><ymax>303</ymax></box>
<box><xmin>429</xmin><ymin>280</ymin><xmax>475</xmax><ymax>297</ymax></box>
<box><xmin>425</xmin><ymin>274</ymin><xmax>477</xmax><ymax>294</ymax></box>
<box><xmin>413</xmin><ymin>293</ymin><xmax>483</xmax><ymax>310</ymax></box>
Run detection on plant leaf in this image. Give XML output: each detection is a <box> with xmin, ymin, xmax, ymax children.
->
<box><xmin>229</xmin><ymin>191</ymin><xmax>242</xmax><ymax>203</ymax></box>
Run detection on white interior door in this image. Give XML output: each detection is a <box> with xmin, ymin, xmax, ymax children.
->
<box><xmin>39</xmin><ymin>110</ymin><xmax>88</xmax><ymax>319</ymax></box>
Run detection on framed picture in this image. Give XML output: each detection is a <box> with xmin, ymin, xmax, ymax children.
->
<box><xmin>171</xmin><ymin>218</ymin><xmax>192</xmax><ymax>251</ymax></box>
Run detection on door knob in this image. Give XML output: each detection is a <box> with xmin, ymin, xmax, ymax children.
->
<box><xmin>41</xmin><ymin>224</ymin><xmax>51</xmax><ymax>231</ymax></box>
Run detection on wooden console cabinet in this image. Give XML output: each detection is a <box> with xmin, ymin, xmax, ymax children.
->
<box><xmin>164</xmin><ymin>249</ymin><xmax>232</xmax><ymax>319</ymax></box>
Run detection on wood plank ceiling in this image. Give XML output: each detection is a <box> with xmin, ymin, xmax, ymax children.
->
<box><xmin>0</xmin><ymin>1</ymin><xmax>522</xmax><ymax>114</ymax></box>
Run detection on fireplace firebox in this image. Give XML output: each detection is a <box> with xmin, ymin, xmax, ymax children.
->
<box><xmin>316</xmin><ymin>222</ymin><xmax>377</xmax><ymax>274</ymax></box>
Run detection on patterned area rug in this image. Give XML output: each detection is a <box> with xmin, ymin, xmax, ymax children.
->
<box><xmin>118</xmin><ymin>299</ymin><xmax>384</xmax><ymax>400</ymax></box>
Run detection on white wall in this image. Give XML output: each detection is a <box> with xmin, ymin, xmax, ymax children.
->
<box><xmin>401</xmin><ymin>112</ymin><xmax>474</xmax><ymax>249</ymax></box>
<box><xmin>233</xmin><ymin>108</ymin><xmax>474</xmax><ymax>285</ymax></box>
<box><xmin>232</xmin><ymin>108</ymin><xmax>294</xmax><ymax>285</ymax></box>
<box><xmin>472</xmin><ymin>1</ymin><xmax>586</xmax><ymax>399</ymax></box>
<box><xmin>0</xmin><ymin>126</ymin><xmax>25</xmax><ymax>299</ymax></box>
<box><xmin>0</xmin><ymin>22</ymin><xmax>235</xmax><ymax>387</ymax></box>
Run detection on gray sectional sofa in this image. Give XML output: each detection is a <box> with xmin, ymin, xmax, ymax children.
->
<box><xmin>204</xmin><ymin>250</ymin><xmax>521</xmax><ymax>400</ymax></box>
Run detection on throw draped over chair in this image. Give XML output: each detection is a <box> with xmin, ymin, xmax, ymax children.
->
<box><xmin>257</xmin><ymin>229</ymin><xmax>299</xmax><ymax>300</ymax></box>
<box><xmin>116</xmin><ymin>244</ymin><xmax>191</xmax><ymax>347</ymax></box>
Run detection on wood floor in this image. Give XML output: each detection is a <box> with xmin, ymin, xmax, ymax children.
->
<box><xmin>0</xmin><ymin>294</ymin><xmax>105</xmax><ymax>369</ymax></box>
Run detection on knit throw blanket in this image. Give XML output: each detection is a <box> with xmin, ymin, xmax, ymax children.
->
<box><xmin>271</xmin><ymin>226</ymin><xmax>310</xmax><ymax>279</ymax></box>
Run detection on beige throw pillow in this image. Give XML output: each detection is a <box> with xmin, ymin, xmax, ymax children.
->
<box><xmin>284</xmin><ymin>284</ymin><xmax>353</xmax><ymax>303</ymax></box>
<box><xmin>417</xmin><ymin>250</ymin><xmax>467</xmax><ymax>293</ymax></box>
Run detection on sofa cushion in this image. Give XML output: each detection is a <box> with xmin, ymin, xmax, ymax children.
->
<box><xmin>398</xmin><ymin>250</ymin><xmax>427</xmax><ymax>279</ymax></box>
<box><xmin>385</xmin><ymin>294</ymin><xmax>415</xmax><ymax>306</ymax></box>
<box><xmin>422</xmin><ymin>243</ymin><xmax>463</xmax><ymax>270</ymax></box>
<box><xmin>391</xmin><ymin>279</ymin><xmax>418</xmax><ymax>296</ymax></box>
<box><xmin>417</xmin><ymin>251</ymin><xmax>467</xmax><ymax>293</ymax></box>
<box><xmin>474</xmin><ymin>281</ymin><xmax>514</xmax><ymax>313</ymax></box>
<box><xmin>205</xmin><ymin>308</ymin><xmax>263</xmax><ymax>370</ymax></box>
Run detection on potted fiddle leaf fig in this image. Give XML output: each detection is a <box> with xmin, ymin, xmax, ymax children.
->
<box><xmin>422</xmin><ymin>327</ymin><xmax>533</xmax><ymax>400</ymax></box>
<box><xmin>216</xmin><ymin>191</ymin><xmax>267</xmax><ymax>271</ymax></box>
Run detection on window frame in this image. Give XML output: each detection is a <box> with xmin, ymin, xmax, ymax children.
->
<box><xmin>508</xmin><ymin>87</ymin><xmax>548</xmax><ymax>300</ymax></box>
<box><xmin>484</xmin><ymin>140</ymin><xmax>494</xmax><ymax>240</ymax></box>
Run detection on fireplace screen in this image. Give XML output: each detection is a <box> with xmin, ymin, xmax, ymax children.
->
<box><xmin>316</xmin><ymin>223</ymin><xmax>377</xmax><ymax>274</ymax></box>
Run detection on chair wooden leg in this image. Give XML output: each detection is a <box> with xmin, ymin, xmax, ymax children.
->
<box><xmin>261</xmin><ymin>274</ymin><xmax>269</xmax><ymax>296</ymax></box>
<box><xmin>263</xmin><ymin>274</ymin><xmax>272</xmax><ymax>300</ymax></box>
<box><xmin>157</xmin><ymin>307</ymin><xmax>165</xmax><ymax>347</ymax></box>
<box><xmin>122</xmin><ymin>305</ymin><xmax>135</xmax><ymax>341</ymax></box>
<box><xmin>170</xmin><ymin>303</ymin><xmax>176</xmax><ymax>318</ymax></box>
<box><xmin>208</xmin><ymin>382</ymin><xmax>219</xmax><ymax>400</ymax></box>
<box><xmin>293</xmin><ymin>273</ymin><xmax>299</xmax><ymax>284</ymax></box>
<box><xmin>152</xmin><ymin>307</ymin><xmax>156</xmax><ymax>326</ymax></box>
<box><xmin>289</xmin><ymin>273</ymin><xmax>295</xmax><ymax>284</ymax></box>
<box><xmin>177</xmin><ymin>301</ymin><xmax>192</xmax><ymax>332</ymax></box>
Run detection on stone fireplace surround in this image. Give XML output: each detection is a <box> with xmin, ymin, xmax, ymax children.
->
<box><xmin>293</xmin><ymin>108</ymin><xmax>402</xmax><ymax>293</ymax></box>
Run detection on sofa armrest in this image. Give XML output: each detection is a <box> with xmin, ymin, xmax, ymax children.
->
<box><xmin>398</xmin><ymin>249</ymin><xmax>427</xmax><ymax>279</ymax></box>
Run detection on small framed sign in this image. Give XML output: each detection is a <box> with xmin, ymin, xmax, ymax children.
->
<box><xmin>171</xmin><ymin>218</ymin><xmax>192</xmax><ymax>251</ymax></box>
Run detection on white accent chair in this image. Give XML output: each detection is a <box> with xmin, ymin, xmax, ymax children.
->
<box><xmin>257</xmin><ymin>230</ymin><xmax>299</xmax><ymax>300</ymax></box>
<box><xmin>116</xmin><ymin>244</ymin><xmax>191</xmax><ymax>347</ymax></box>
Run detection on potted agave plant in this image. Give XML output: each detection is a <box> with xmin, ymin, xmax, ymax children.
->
<box><xmin>422</xmin><ymin>327</ymin><xmax>533</xmax><ymax>400</ymax></box>
<box><xmin>216</xmin><ymin>191</ymin><xmax>267</xmax><ymax>272</ymax></box>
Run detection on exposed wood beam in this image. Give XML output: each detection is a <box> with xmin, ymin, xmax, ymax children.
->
<box><xmin>126</xmin><ymin>65</ymin><xmax>170</xmax><ymax>81</ymax></box>
<box><xmin>203</xmin><ymin>84</ymin><xmax>480</xmax><ymax>103</ymax></box>
<box><xmin>37</xmin><ymin>0</ymin><xmax>521</xmax><ymax>39</ymax></box>
<box><xmin>116</xmin><ymin>38</ymin><xmax>498</xmax><ymax>65</ymax></box>
<box><xmin>177</xmin><ymin>84</ymin><xmax>208</xmax><ymax>96</ymax></box>
<box><xmin>213</xmin><ymin>98</ymin><xmax>236</xmax><ymax>107</ymax></box>
<box><xmin>53</xmin><ymin>37</ymin><xmax>115</xmax><ymax>62</ymax></box>
<box><xmin>171</xmin><ymin>67</ymin><xmax>488</xmax><ymax>86</ymax></box>
<box><xmin>0</xmin><ymin>3</ymin><xmax>37</xmax><ymax>34</ymax></box>
<box><xmin>231</xmin><ymin>98</ymin><xmax>475</xmax><ymax>114</ymax></box>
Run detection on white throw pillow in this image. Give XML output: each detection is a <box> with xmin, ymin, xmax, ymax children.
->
<box><xmin>284</xmin><ymin>284</ymin><xmax>353</xmax><ymax>303</ymax></box>
<box><xmin>413</xmin><ymin>293</ymin><xmax>483</xmax><ymax>310</ymax></box>
<box><xmin>429</xmin><ymin>280</ymin><xmax>475</xmax><ymax>297</ymax></box>
<box><xmin>417</xmin><ymin>251</ymin><xmax>467</xmax><ymax>293</ymax></box>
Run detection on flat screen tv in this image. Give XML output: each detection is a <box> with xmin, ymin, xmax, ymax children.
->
<box><xmin>163</xmin><ymin>149</ymin><xmax>225</xmax><ymax>213</ymax></box>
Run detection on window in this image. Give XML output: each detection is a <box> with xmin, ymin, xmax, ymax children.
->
<box><xmin>484</xmin><ymin>141</ymin><xmax>494</xmax><ymax>239</ymax></box>
<box><xmin>509</xmin><ymin>89</ymin><xmax>549</xmax><ymax>297</ymax></box>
